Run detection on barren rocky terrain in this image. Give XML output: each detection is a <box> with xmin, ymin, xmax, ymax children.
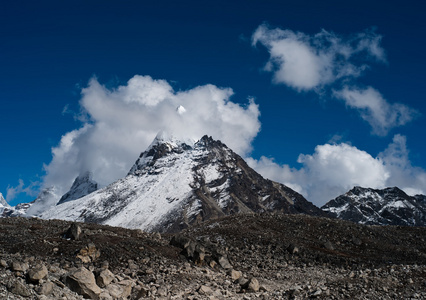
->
<box><xmin>1</xmin><ymin>214</ymin><xmax>425</xmax><ymax>299</ymax></box>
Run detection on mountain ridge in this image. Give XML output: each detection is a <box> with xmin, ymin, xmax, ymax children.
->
<box><xmin>322</xmin><ymin>186</ymin><xmax>426</xmax><ymax>226</ymax></box>
<box><xmin>40</xmin><ymin>135</ymin><xmax>326</xmax><ymax>232</ymax></box>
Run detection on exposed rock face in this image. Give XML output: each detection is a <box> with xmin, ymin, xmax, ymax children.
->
<box><xmin>322</xmin><ymin>186</ymin><xmax>426</xmax><ymax>226</ymax></box>
<box><xmin>41</xmin><ymin>134</ymin><xmax>326</xmax><ymax>232</ymax></box>
<box><xmin>57</xmin><ymin>171</ymin><xmax>98</xmax><ymax>205</ymax></box>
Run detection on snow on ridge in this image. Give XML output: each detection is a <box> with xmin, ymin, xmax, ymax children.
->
<box><xmin>41</xmin><ymin>136</ymin><xmax>212</xmax><ymax>231</ymax></box>
<box><xmin>57</xmin><ymin>171</ymin><xmax>98</xmax><ymax>205</ymax></box>
<box><xmin>201</xmin><ymin>164</ymin><xmax>222</xmax><ymax>184</ymax></box>
<box><xmin>0</xmin><ymin>193</ymin><xmax>9</xmax><ymax>208</ymax></box>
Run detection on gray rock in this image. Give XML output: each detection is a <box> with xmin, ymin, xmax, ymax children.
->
<box><xmin>170</xmin><ymin>234</ymin><xmax>193</xmax><ymax>249</ymax></box>
<box><xmin>241</xmin><ymin>277</ymin><xmax>260</xmax><ymax>292</ymax></box>
<box><xmin>0</xmin><ymin>259</ymin><xmax>7</xmax><ymax>268</ymax></box>
<box><xmin>12</xmin><ymin>261</ymin><xmax>29</xmax><ymax>272</ymax></box>
<box><xmin>65</xmin><ymin>223</ymin><xmax>82</xmax><ymax>240</ymax></box>
<box><xmin>96</xmin><ymin>268</ymin><xmax>115</xmax><ymax>288</ymax></box>
<box><xmin>218</xmin><ymin>256</ymin><xmax>232</xmax><ymax>269</ymax></box>
<box><xmin>229</xmin><ymin>269</ymin><xmax>242</xmax><ymax>281</ymax></box>
<box><xmin>9</xmin><ymin>280</ymin><xmax>32</xmax><ymax>297</ymax></box>
<box><xmin>65</xmin><ymin>266</ymin><xmax>102</xmax><ymax>299</ymax></box>
<box><xmin>157</xmin><ymin>285</ymin><xmax>168</xmax><ymax>297</ymax></box>
<box><xmin>198</xmin><ymin>285</ymin><xmax>214</xmax><ymax>295</ymax></box>
<box><xmin>28</xmin><ymin>263</ymin><xmax>48</xmax><ymax>282</ymax></box>
<box><xmin>35</xmin><ymin>281</ymin><xmax>54</xmax><ymax>296</ymax></box>
<box><xmin>106</xmin><ymin>280</ymin><xmax>133</xmax><ymax>299</ymax></box>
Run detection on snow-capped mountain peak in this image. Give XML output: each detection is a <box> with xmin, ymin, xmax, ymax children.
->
<box><xmin>0</xmin><ymin>193</ymin><xmax>9</xmax><ymax>208</ymax></box>
<box><xmin>128</xmin><ymin>133</ymin><xmax>195</xmax><ymax>176</ymax></box>
<box><xmin>322</xmin><ymin>186</ymin><xmax>426</xmax><ymax>226</ymax></box>
<box><xmin>41</xmin><ymin>134</ymin><xmax>325</xmax><ymax>232</ymax></box>
<box><xmin>56</xmin><ymin>171</ymin><xmax>98</xmax><ymax>205</ymax></box>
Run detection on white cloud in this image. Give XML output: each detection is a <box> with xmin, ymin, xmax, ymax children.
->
<box><xmin>334</xmin><ymin>86</ymin><xmax>419</xmax><ymax>135</ymax></box>
<box><xmin>252</xmin><ymin>24</ymin><xmax>418</xmax><ymax>135</ymax></box>
<box><xmin>252</xmin><ymin>24</ymin><xmax>385</xmax><ymax>91</ymax></box>
<box><xmin>378</xmin><ymin>134</ymin><xmax>426</xmax><ymax>195</ymax></box>
<box><xmin>39</xmin><ymin>75</ymin><xmax>260</xmax><ymax>209</ymax></box>
<box><xmin>6</xmin><ymin>179</ymin><xmax>39</xmax><ymax>202</ymax></box>
<box><xmin>248</xmin><ymin>135</ymin><xmax>426</xmax><ymax>206</ymax></box>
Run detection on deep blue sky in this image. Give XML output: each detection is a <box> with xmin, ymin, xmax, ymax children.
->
<box><xmin>1</xmin><ymin>0</ymin><xmax>425</xmax><ymax>206</ymax></box>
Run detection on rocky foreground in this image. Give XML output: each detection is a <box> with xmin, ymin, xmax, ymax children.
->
<box><xmin>1</xmin><ymin>214</ymin><xmax>425</xmax><ymax>299</ymax></box>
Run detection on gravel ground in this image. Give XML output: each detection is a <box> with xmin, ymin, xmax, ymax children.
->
<box><xmin>1</xmin><ymin>214</ymin><xmax>425</xmax><ymax>299</ymax></box>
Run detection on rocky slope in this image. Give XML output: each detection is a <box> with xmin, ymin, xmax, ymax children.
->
<box><xmin>40</xmin><ymin>134</ymin><xmax>325</xmax><ymax>232</ymax></box>
<box><xmin>1</xmin><ymin>214</ymin><xmax>425</xmax><ymax>299</ymax></box>
<box><xmin>322</xmin><ymin>186</ymin><xmax>426</xmax><ymax>226</ymax></box>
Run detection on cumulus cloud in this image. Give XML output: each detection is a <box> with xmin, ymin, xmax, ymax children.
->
<box><xmin>334</xmin><ymin>86</ymin><xmax>419</xmax><ymax>135</ymax></box>
<box><xmin>252</xmin><ymin>24</ymin><xmax>418</xmax><ymax>135</ymax></box>
<box><xmin>38</xmin><ymin>75</ymin><xmax>260</xmax><ymax>209</ymax></box>
<box><xmin>248</xmin><ymin>135</ymin><xmax>426</xmax><ymax>206</ymax></box>
<box><xmin>252</xmin><ymin>24</ymin><xmax>385</xmax><ymax>91</ymax></box>
<box><xmin>378</xmin><ymin>134</ymin><xmax>426</xmax><ymax>194</ymax></box>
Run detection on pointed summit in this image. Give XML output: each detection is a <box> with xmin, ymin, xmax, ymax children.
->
<box><xmin>57</xmin><ymin>171</ymin><xmax>98</xmax><ymax>205</ymax></box>
<box><xmin>128</xmin><ymin>131</ymin><xmax>196</xmax><ymax>175</ymax></box>
<box><xmin>0</xmin><ymin>193</ymin><xmax>9</xmax><ymax>208</ymax></box>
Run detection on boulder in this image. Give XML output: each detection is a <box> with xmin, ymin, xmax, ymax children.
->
<box><xmin>96</xmin><ymin>269</ymin><xmax>115</xmax><ymax>288</ymax></box>
<box><xmin>9</xmin><ymin>280</ymin><xmax>32</xmax><ymax>297</ymax></box>
<box><xmin>229</xmin><ymin>269</ymin><xmax>242</xmax><ymax>281</ymax></box>
<box><xmin>77</xmin><ymin>243</ymin><xmax>101</xmax><ymax>263</ymax></box>
<box><xmin>28</xmin><ymin>263</ymin><xmax>48</xmax><ymax>282</ymax></box>
<box><xmin>36</xmin><ymin>282</ymin><xmax>54</xmax><ymax>296</ymax></box>
<box><xmin>169</xmin><ymin>234</ymin><xmax>193</xmax><ymax>249</ymax></box>
<box><xmin>65</xmin><ymin>266</ymin><xmax>102</xmax><ymax>299</ymax></box>
<box><xmin>65</xmin><ymin>223</ymin><xmax>82</xmax><ymax>240</ymax></box>
<box><xmin>218</xmin><ymin>256</ymin><xmax>232</xmax><ymax>269</ymax></box>
<box><xmin>241</xmin><ymin>277</ymin><xmax>260</xmax><ymax>292</ymax></box>
<box><xmin>12</xmin><ymin>261</ymin><xmax>29</xmax><ymax>272</ymax></box>
<box><xmin>0</xmin><ymin>259</ymin><xmax>7</xmax><ymax>268</ymax></box>
<box><xmin>106</xmin><ymin>280</ymin><xmax>133</xmax><ymax>299</ymax></box>
<box><xmin>198</xmin><ymin>285</ymin><xmax>214</xmax><ymax>295</ymax></box>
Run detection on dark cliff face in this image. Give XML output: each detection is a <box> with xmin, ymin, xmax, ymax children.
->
<box><xmin>322</xmin><ymin>186</ymin><xmax>426</xmax><ymax>226</ymax></box>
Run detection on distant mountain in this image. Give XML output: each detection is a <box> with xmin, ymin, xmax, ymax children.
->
<box><xmin>41</xmin><ymin>134</ymin><xmax>326</xmax><ymax>232</ymax></box>
<box><xmin>322</xmin><ymin>186</ymin><xmax>426</xmax><ymax>226</ymax></box>
<box><xmin>57</xmin><ymin>171</ymin><xmax>98</xmax><ymax>205</ymax></box>
<box><xmin>0</xmin><ymin>193</ymin><xmax>8</xmax><ymax>208</ymax></box>
<box><xmin>0</xmin><ymin>193</ymin><xmax>9</xmax><ymax>216</ymax></box>
<box><xmin>0</xmin><ymin>191</ymin><xmax>35</xmax><ymax>218</ymax></box>
<box><xmin>25</xmin><ymin>187</ymin><xmax>59</xmax><ymax>216</ymax></box>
